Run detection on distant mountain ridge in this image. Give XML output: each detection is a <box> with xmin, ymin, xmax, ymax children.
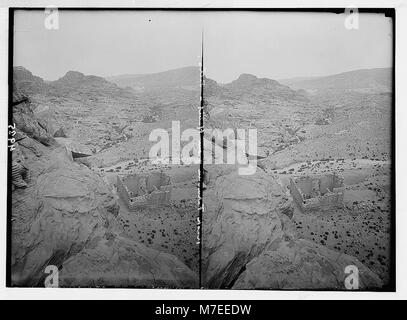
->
<box><xmin>14</xmin><ymin>66</ymin><xmax>391</xmax><ymax>101</ymax></box>
<box><xmin>205</xmin><ymin>73</ymin><xmax>309</xmax><ymax>102</ymax></box>
<box><xmin>49</xmin><ymin>70</ymin><xmax>133</xmax><ymax>97</ymax></box>
<box><xmin>13</xmin><ymin>66</ymin><xmax>135</xmax><ymax>98</ymax></box>
<box><xmin>280</xmin><ymin>68</ymin><xmax>392</xmax><ymax>93</ymax></box>
<box><xmin>107</xmin><ymin>66</ymin><xmax>200</xmax><ymax>91</ymax></box>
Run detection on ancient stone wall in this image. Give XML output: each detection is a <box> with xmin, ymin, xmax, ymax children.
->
<box><xmin>290</xmin><ymin>173</ymin><xmax>344</xmax><ymax>213</ymax></box>
<box><xmin>117</xmin><ymin>172</ymin><xmax>172</xmax><ymax>211</ymax></box>
<box><xmin>290</xmin><ymin>178</ymin><xmax>304</xmax><ymax>210</ymax></box>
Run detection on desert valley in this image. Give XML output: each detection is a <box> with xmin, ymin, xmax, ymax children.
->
<box><xmin>10</xmin><ymin>63</ymin><xmax>393</xmax><ymax>289</ymax></box>
<box><xmin>11</xmin><ymin>66</ymin><xmax>200</xmax><ymax>287</ymax></box>
<box><xmin>202</xmin><ymin>67</ymin><xmax>392</xmax><ymax>289</ymax></box>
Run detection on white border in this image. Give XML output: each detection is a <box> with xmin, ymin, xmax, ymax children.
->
<box><xmin>0</xmin><ymin>0</ymin><xmax>406</xmax><ymax>300</ymax></box>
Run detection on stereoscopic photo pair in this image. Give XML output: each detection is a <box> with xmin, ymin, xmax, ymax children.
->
<box><xmin>8</xmin><ymin>8</ymin><xmax>395</xmax><ymax>290</ymax></box>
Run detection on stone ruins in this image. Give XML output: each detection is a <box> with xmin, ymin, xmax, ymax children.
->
<box><xmin>290</xmin><ymin>173</ymin><xmax>344</xmax><ymax>213</ymax></box>
<box><xmin>117</xmin><ymin>171</ymin><xmax>172</xmax><ymax>211</ymax></box>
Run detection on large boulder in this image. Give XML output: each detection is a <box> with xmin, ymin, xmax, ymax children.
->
<box><xmin>60</xmin><ymin>234</ymin><xmax>197</xmax><ymax>288</ymax></box>
<box><xmin>11</xmin><ymin>147</ymin><xmax>197</xmax><ymax>288</ymax></box>
<box><xmin>54</xmin><ymin>138</ymin><xmax>93</xmax><ymax>158</ymax></box>
<box><xmin>202</xmin><ymin>171</ymin><xmax>286</xmax><ymax>288</ymax></box>
<box><xmin>11</xmin><ymin>148</ymin><xmax>118</xmax><ymax>286</ymax></box>
<box><xmin>233</xmin><ymin>237</ymin><xmax>382</xmax><ymax>290</ymax></box>
<box><xmin>35</xmin><ymin>107</ymin><xmax>67</xmax><ymax>138</ymax></box>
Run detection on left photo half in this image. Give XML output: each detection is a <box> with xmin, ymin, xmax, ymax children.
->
<box><xmin>8</xmin><ymin>9</ymin><xmax>201</xmax><ymax>288</ymax></box>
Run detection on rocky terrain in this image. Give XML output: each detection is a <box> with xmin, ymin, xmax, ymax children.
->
<box><xmin>107</xmin><ymin>66</ymin><xmax>200</xmax><ymax>92</ymax></box>
<box><xmin>10</xmin><ymin>64</ymin><xmax>393</xmax><ymax>289</ymax></box>
<box><xmin>202</xmin><ymin>169</ymin><xmax>382</xmax><ymax>289</ymax></box>
<box><xmin>11</xmin><ymin>66</ymin><xmax>200</xmax><ymax>287</ymax></box>
<box><xmin>280</xmin><ymin>68</ymin><xmax>392</xmax><ymax>95</ymax></box>
<box><xmin>202</xmin><ymin>68</ymin><xmax>392</xmax><ymax>289</ymax></box>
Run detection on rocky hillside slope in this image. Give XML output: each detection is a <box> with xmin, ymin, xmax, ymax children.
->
<box><xmin>202</xmin><ymin>67</ymin><xmax>391</xmax><ymax>290</ymax></box>
<box><xmin>202</xmin><ymin>168</ymin><xmax>382</xmax><ymax>289</ymax></box>
<box><xmin>205</xmin><ymin>74</ymin><xmax>308</xmax><ymax>102</ymax></box>
<box><xmin>203</xmin><ymin>74</ymin><xmax>314</xmax><ymax>159</ymax></box>
<box><xmin>13</xmin><ymin>66</ymin><xmax>48</xmax><ymax>94</ymax></box>
<box><xmin>13</xmin><ymin>66</ymin><xmax>199</xmax><ymax>166</ymax></box>
<box><xmin>14</xmin><ymin>66</ymin><xmax>135</xmax><ymax>99</ymax></box>
<box><xmin>107</xmin><ymin>66</ymin><xmax>200</xmax><ymax>91</ymax></box>
<box><xmin>280</xmin><ymin>68</ymin><xmax>392</xmax><ymax>94</ymax></box>
<box><xmin>10</xmin><ymin>87</ymin><xmax>197</xmax><ymax>288</ymax></box>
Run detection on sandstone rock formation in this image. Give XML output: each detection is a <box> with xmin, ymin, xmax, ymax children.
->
<box><xmin>233</xmin><ymin>238</ymin><xmax>382</xmax><ymax>290</ymax></box>
<box><xmin>202</xmin><ymin>170</ymin><xmax>382</xmax><ymax>290</ymax></box>
<box><xmin>202</xmin><ymin>170</ymin><xmax>286</xmax><ymax>288</ymax></box>
<box><xmin>34</xmin><ymin>106</ymin><xmax>67</xmax><ymax>138</ymax></box>
<box><xmin>13</xmin><ymin>66</ymin><xmax>135</xmax><ymax>100</ymax></box>
<box><xmin>12</xmin><ymin>89</ymin><xmax>55</xmax><ymax>147</ymax></box>
<box><xmin>11</xmin><ymin>90</ymin><xmax>197</xmax><ymax>288</ymax></box>
<box><xmin>204</xmin><ymin>73</ymin><xmax>309</xmax><ymax>103</ymax></box>
<box><xmin>12</xmin><ymin>144</ymin><xmax>197</xmax><ymax>288</ymax></box>
<box><xmin>60</xmin><ymin>234</ymin><xmax>197</xmax><ymax>288</ymax></box>
<box><xmin>49</xmin><ymin>71</ymin><xmax>135</xmax><ymax>98</ymax></box>
<box><xmin>13</xmin><ymin>66</ymin><xmax>48</xmax><ymax>95</ymax></box>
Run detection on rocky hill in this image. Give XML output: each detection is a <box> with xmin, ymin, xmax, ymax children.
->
<box><xmin>13</xmin><ymin>66</ymin><xmax>48</xmax><ymax>95</ymax></box>
<box><xmin>224</xmin><ymin>73</ymin><xmax>309</xmax><ymax>101</ymax></box>
<box><xmin>203</xmin><ymin>73</ymin><xmax>313</xmax><ymax>158</ymax></box>
<box><xmin>107</xmin><ymin>66</ymin><xmax>200</xmax><ymax>91</ymax></box>
<box><xmin>10</xmin><ymin>86</ymin><xmax>197</xmax><ymax>287</ymax></box>
<box><xmin>280</xmin><ymin>68</ymin><xmax>392</xmax><ymax>94</ymax></box>
<box><xmin>13</xmin><ymin>67</ymin><xmax>136</xmax><ymax>99</ymax></box>
<box><xmin>48</xmin><ymin>70</ymin><xmax>135</xmax><ymax>98</ymax></box>
<box><xmin>205</xmin><ymin>73</ymin><xmax>308</xmax><ymax>102</ymax></box>
<box><xmin>12</xmin><ymin>66</ymin><xmax>199</xmax><ymax>165</ymax></box>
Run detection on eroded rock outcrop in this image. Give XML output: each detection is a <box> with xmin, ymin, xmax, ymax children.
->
<box><xmin>233</xmin><ymin>237</ymin><xmax>382</xmax><ymax>290</ymax></box>
<box><xmin>202</xmin><ymin>170</ymin><xmax>286</xmax><ymax>288</ymax></box>
<box><xmin>205</xmin><ymin>73</ymin><xmax>309</xmax><ymax>102</ymax></box>
<box><xmin>61</xmin><ymin>234</ymin><xmax>197</xmax><ymax>288</ymax></box>
<box><xmin>11</xmin><ymin>147</ymin><xmax>117</xmax><ymax>286</ymax></box>
<box><xmin>202</xmin><ymin>169</ymin><xmax>382</xmax><ymax>289</ymax></box>
<box><xmin>34</xmin><ymin>106</ymin><xmax>67</xmax><ymax>138</ymax></box>
<box><xmin>11</xmin><ymin>91</ymin><xmax>197</xmax><ymax>288</ymax></box>
<box><xmin>13</xmin><ymin>66</ymin><xmax>48</xmax><ymax>95</ymax></box>
<box><xmin>12</xmin><ymin>89</ymin><xmax>55</xmax><ymax>147</ymax></box>
<box><xmin>12</xmin><ymin>146</ymin><xmax>197</xmax><ymax>287</ymax></box>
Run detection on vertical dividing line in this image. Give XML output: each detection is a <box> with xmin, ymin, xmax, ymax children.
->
<box><xmin>391</xmin><ymin>9</ymin><xmax>396</xmax><ymax>291</ymax></box>
<box><xmin>199</xmin><ymin>30</ymin><xmax>204</xmax><ymax>288</ymax></box>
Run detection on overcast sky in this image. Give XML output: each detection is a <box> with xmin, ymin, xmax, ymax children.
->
<box><xmin>14</xmin><ymin>10</ymin><xmax>392</xmax><ymax>82</ymax></box>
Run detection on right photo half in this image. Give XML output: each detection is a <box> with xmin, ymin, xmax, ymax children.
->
<box><xmin>201</xmin><ymin>10</ymin><xmax>394</xmax><ymax>290</ymax></box>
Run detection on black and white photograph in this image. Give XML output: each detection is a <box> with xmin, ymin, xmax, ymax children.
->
<box><xmin>4</xmin><ymin>4</ymin><xmax>398</xmax><ymax>296</ymax></box>
<box><xmin>9</xmin><ymin>10</ymin><xmax>201</xmax><ymax>288</ymax></box>
<box><xmin>201</xmin><ymin>11</ymin><xmax>394</xmax><ymax>290</ymax></box>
